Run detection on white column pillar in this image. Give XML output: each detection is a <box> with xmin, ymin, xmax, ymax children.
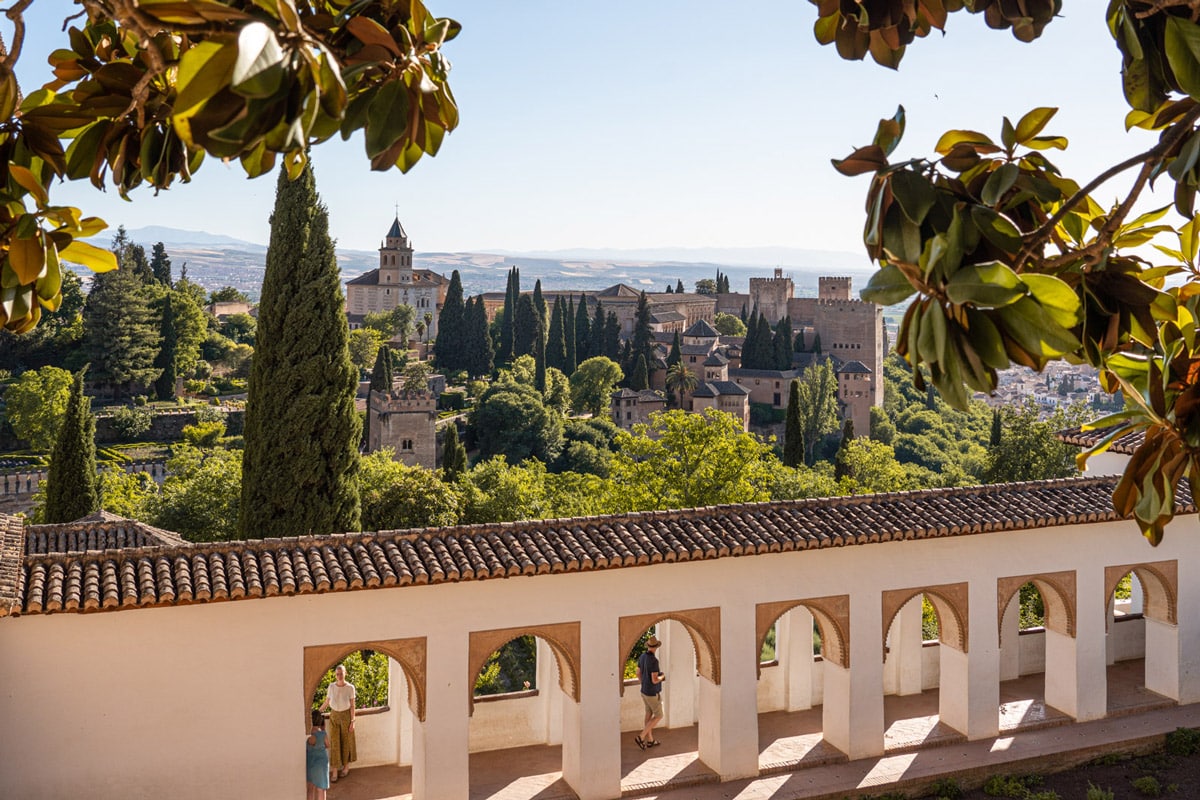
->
<box><xmin>1044</xmin><ymin>569</ymin><xmax>1107</xmax><ymax>721</ymax></box>
<box><xmin>536</xmin><ymin>638</ymin><xmax>563</xmax><ymax>745</ymax></box>
<box><xmin>938</xmin><ymin>580</ymin><xmax>1000</xmax><ymax>740</ymax></box>
<box><xmin>780</xmin><ymin>608</ymin><xmax>814</xmax><ymax>711</ymax></box>
<box><xmin>999</xmin><ymin>595</ymin><xmax>1020</xmax><ymax>682</ymax></box>
<box><xmin>1145</xmin><ymin>618</ymin><xmax>1182</xmax><ymax>701</ymax></box>
<box><xmin>562</xmin><ymin>618</ymin><xmax>621</xmax><ymax>800</ymax></box>
<box><xmin>697</xmin><ymin>604</ymin><xmax>759</xmax><ymax>781</ymax></box>
<box><xmin>391</xmin><ymin>659</ymin><xmax>413</xmax><ymax>766</ymax></box>
<box><xmin>1105</xmin><ymin>593</ymin><xmax>1117</xmax><ymax>666</ymax></box>
<box><xmin>887</xmin><ymin>597</ymin><xmax>923</xmax><ymax>696</ymax></box>
<box><xmin>822</xmin><ymin>592</ymin><xmax>884</xmax><ymax>760</ymax></box>
<box><xmin>658</xmin><ymin>620</ymin><xmax>697</xmax><ymax>728</ymax></box>
<box><xmin>411</xmin><ymin>632</ymin><xmax>469</xmax><ymax>800</ymax></box>
<box><xmin>1178</xmin><ymin>545</ymin><xmax>1200</xmax><ymax>703</ymax></box>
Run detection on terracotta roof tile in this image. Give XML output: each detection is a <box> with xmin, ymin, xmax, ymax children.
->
<box><xmin>1056</xmin><ymin>426</ymin><xmax>1143</xmax><ymax>455</ymax></box>
<box><xmin>1</xmin><ymin>477</ymin><xmax>1183</xmax><ymax>618</ymax></box>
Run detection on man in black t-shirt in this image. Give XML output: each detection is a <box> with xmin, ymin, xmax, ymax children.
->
<box><xmin>635</xmin><ymin>636</ymin><xmax>665</xmax><ymax>749</ymax></box>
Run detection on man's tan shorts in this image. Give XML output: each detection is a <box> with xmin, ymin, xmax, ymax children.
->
<box><xmin>641</xmin><ymin>692</ymin><xmax>663</xmax><ymax>717</ymax></box>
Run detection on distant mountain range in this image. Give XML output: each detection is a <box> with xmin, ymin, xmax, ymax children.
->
<box><xmin>92</xmin><ymin>226</ymin><xmax>876</xmax><ymax>300</ymax></box>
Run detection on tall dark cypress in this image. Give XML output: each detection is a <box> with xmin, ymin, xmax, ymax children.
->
<box><xmin>667</xmin><ymin>331</ymin><xmax>682</xmax><ymax>368</ymax></box>
<box><xmin>630</xmin><ymin>354</ymin><xmax>649</xmax><ymax>391</ymax></box>
<box><xmin>590</xmin><ymin>300</ymin><xmax>605</xmax><ymax>361</ymax></box>
<box><xmin>499</xmin><ymin>272</ymin><xmax>513</xmax><ymax>367</ymax></box>
<box><xmin>151</xmin><ymin>242</ymin><xmax>173</xmax><ymax>286</ymax></box>
<box><xmin>989</xmin><ymin>408</ymin><xmax>1003</xmax><ymax>448</ymax></box>
<box><xmin>546</xmin><ymin>296</ymin><xmax>566</xmax><ymax>372</ymax></box>
<box><xmin>755</xmin><ymin>314</ymin><xmax>775</xmax><ymax>369</ymax></box>
<box><xmin>370</xmin><ymin>346</ymin><xmax>394</xmax><ymax>393</ymax></box>
<box><xmin>152</xmin><ymin>294</ymin><xmax>177</xmax><ymax>401</ymax></box>
<box><xmin>441</xmin><ymin>423</ymin><xmax>467</xmax><ymax>480</ymax></box>
<box><xmin>565</xmin><ymin>297</ymin><xmax>577</xmax><ymax>375</ymax></box>
<box><xmin>675</xmin><ymin>279</ymin><xmax>684</xmax><ymax>294</ymax></box>
<box><xmin>574</xmin><ymin>294</ymin><xmax>591</xmax><ymax>363</ymax></box>
<box><xmin>514</xmin><ymin>294</ymin><xmax>538</xmax><ymax>358</ymax></box>
<box><xmin>44</xmin><ymin>369</ymin><xmax>98</xmax><ymax>523</ymax></box>
<box><xmin>434</xmin><ymin>269</ymin><xmax>466</xmax><ymax>371</ymax></box>
<box><xmin>465</xmin><ymin>296</ymin><xmax>494</xmax><ymax>378</ymax></box>
<box><xmin>239</xmin><ymin>161</ymin><xmax>360</xmax><ymax>538</ymax></box>
<box><xmin>783</xmin><ymin>379</ymin><xmax>804</xmax><ymax>468</ymax></box>
<box><xmin>604</xmin><ymin>312</ymin><xmax>621</xmax><ymax>361</ymax></box>
<box><xmin>630</xmin><ymin>292</ymin><xmax>654</xmax><ymax>372</ymax></box>
<box><xmin>773</xmin><ymin>316</ymin><xmax>792</xmax><ymax>370</ymax></box>
<box><xmin>794</xmin><ymin>329</ymin><xmax>806</xmax><ymax>352</ymax></box>
<box><xmin>532</xmin><ymin>279</ymin><xmax>547</xmax><ymax>326</ymax></box>
<box><xmin>534</xmin><ymin>312</ymin><xmax>547</xmax><ymax>393</ymax></box>
<box><xmin>743</xmin><ymin>309</ymin><xmax>760</xmax><ymax>368</ymax></box>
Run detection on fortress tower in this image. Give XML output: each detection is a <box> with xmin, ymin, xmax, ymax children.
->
<box><xmin>367</xmin><ymin>389</ymin><xmax>438</xmax><ymax>469</ymax></box>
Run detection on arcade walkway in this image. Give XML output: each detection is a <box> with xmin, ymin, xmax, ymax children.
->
<box><xmin>327</xmin><ymin>661</ymin><xmax>1175</xmax><ymax>800</ymax></box>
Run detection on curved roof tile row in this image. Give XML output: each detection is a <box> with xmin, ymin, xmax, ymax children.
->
<box><xmin>0</xmin><ymin>477</ymin><xmax>1175</xmax><ymax>619</ymax></box>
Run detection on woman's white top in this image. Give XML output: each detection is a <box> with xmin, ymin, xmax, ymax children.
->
<box><xmin>327</xmin><ymin>682</ymin><xmax>356</xmax><ymax>712</ymax></box>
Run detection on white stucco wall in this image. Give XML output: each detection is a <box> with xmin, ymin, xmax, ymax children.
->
<box><xmin>2</xmin><ymin>516</ymin><xmax>1197</xmax><ymax>800</ymax></box>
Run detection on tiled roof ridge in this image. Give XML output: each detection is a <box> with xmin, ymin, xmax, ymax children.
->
<box><xmin>4</xmin><ymin>476</ymin><xmax>1162</xmax><ymax>618</ymax></box>
<box><xmin>0</xmin><ymin>513</ymin><xmax>25</xmax><ymax>617</ymax></box>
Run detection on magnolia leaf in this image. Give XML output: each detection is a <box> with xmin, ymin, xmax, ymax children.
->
<box><xmin>981</xmin><ymin>162</ymin><xmax>1018</xmax><ymax>207</ymax></box>
<box><xmin>861</xmin><ymin>263</ymin><xmax>917</xmax><ymax>305</ymax></box>
<box><xmin>889</xmin><ymin>170</ymin><xmax>935</xmax><ymax>224</ymax></box>
<box><xmin>934</xmin><ymin>129</ymin><xmax>998</xmax><ymax>156</ymax></box>
<box><xmin>8</xmin><ymin>233</ymin><xmax>46</xmax><ymax>284</ymax></box>
<box><xmin>872</xmin><ymin>106</ymin><xmax>906</xmax><ymax>156</ymax></box>
<box><xmin>1165</xmin><ymin>17</ymin><xmax>1200</xmax><ymax>101</ymax></box>
<box><xmin>176</xmin><ymin>40</ymin><xmax>238</xmax><ymax>114</ymax></box>
<box><xmin>1022</xmin><ymin>274</ymin><xmax>1082</xmax><ymax>328</ymax></box>
<box><xmin>832</xmin><ymin>144</ymin><xmax>888</xmax><ymax>176</ymax></box>
<box><xmin>365</xmin><ymin>80</ymin><xmax>410</xmax><ymax>158</ymax></box>
<box><xmin>232</xmin><ymin>22</ymin><xmax>285</xmax><ymax>98</ymax></box>
<box><xmin>1023</xmin><ymin>134</ymin><xmax>1068</xmax><ymax>151</ymax></box>
<box><xmin>999</xmin><ymin>296</ymin><xmax>1082</xmax><ymax>358</ymax></box>
<box><xmin>346</xmin><ymin>17</ymin><xmax>402</xmax><ymax>57</ymax></box>
<box><xmin>970</xmin><ymin>206</ymin><xmax>1023</xmax><ymax>253</ymax></box>
<box><xmin>1013</xmin><ymin>107</ymin><xmax>1058</xmax><ymax>143</ymax></box>
<box><xmin>8</xmin><ymin>164</ymin><xmax>48</xmax><ymax>206</ymax></box>
<box><xmin>59</xmin><ymin>240</ymin><xmax>118</xmax><ymax>273</ymax></box>
<box><xmin>945</xmin><ymin>261</ymin><xmax>1024</xmax><ymax>307</ymax></box>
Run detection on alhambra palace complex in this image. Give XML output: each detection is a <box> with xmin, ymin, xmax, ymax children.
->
<box><xmin>2</xmin><ymin>222</ymin><xmax>1197</xmax><ymax>800</ymax></box>
<box><xmin>353</xmin><ymin>218</ymin><xmax>884</xmax><ymax>468</ymax></box>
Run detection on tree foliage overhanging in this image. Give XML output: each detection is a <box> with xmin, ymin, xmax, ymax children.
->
<box><xmin>0</xmin><ymin>0</ymin><xmax>458</xmax><ymax>334</ymax></box>
<box><xmin>819</xmin><ymin>1</ymin><xmax>1200</xmax><ymax>543</ymax></box>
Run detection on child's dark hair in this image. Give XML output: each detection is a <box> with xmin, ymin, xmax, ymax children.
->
<box><xmin>311</xmin><ymin>709</ymin><xmax>325</xmax><ymax>728</ymax></box>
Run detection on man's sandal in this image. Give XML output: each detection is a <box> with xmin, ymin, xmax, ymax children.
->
<box><xmin>634</xmin><ymin>735</ymin><xmax>647</xmax><ymax>750</ymax></box>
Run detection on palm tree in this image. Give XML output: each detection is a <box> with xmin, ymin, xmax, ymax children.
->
<box><xmin>665</xmin><ymin>362</ymin><xmax>699</xmax><ymax>409</ymax></box>
<box><xmin>422</xmin><ymin>311</ymin><xmax>434</xmax><ymax>342</ymax></box>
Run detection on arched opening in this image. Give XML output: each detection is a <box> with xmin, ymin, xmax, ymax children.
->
<box><xmin>301</xmin><ymin>638</ymin><xmax>425</xmax><ymax>796</ymax></box>
<box><xmin>995</xmin><ymin>579</ymin><xmax>1074</xmax><ymax>732</ymax></box>
<box><xmin>617</xmin><ymin>611</ymin><xmax>720</xmax><ymax>795</ymax></box>
<box><xmin>1105</xmin><ymin>562</ymin><xmax>1180</xmax><ymax>713</ymax></box>
<box><xmin>465</xmin><ymin>625</ymin><xmax>579</xmax><ymax>800</ymax></box>
<box><xmin>880</xmin><ymin>587</ymin><xmax>968</xmax><ymax>751</ymax></box>
<box><xmin>754</xmin><ymin>597</ymin><xmax>849</xmax><ymax>771</ymax></box>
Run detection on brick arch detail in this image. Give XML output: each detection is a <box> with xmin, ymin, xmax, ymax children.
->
<box><xmin>1105</xmin><ymin>560</ymin><xmax>1177</xmax><ymax>626</ymax></box>
<box><xmin>881</xmin><ymin>583</ymin><xmax>968</xmax><ymax>657</ymax></box>
<box><xmin>755</xmin><ymin>595</ymin><xmax>850</xmax><ymax>673</ymax></box>
<box><xmin>997</xmin><ymin>571</ymin><xmax>1076</xmax><ymax>644</ymax></box>
<box><xmin>303</xmin><ymin>638</ymin><xmax>427</xmax><ymax>723</ymax></box>
<box><xmin>618</xmin><ymin>607</ymin><xmax>720</xmax><ymax>696</ymax></box>
<box><xmin>468</xmin><ymin>622</ymin><xmax>580</xmax><ymax>716</ymax></box>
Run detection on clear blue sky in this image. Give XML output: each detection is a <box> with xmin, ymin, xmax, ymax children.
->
<box><xmin>9</xmin><ymin>3</ymin><xmax>1161</xmax><ymax>257</ymax></box>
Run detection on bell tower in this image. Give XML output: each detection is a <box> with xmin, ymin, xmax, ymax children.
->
<box><xmin>379</xmin><ymin>216</ymin><xmax>414</xmax><ymax>287</ymax></box>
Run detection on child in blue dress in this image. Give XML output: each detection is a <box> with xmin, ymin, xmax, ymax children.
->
<box><xmin>306</xmin><ymin>709</ymin><xmax>330</xmax><ymax>799</ymax></box>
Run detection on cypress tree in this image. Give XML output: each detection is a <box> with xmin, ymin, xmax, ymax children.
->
<box><xmin>667</xmin><ymin>331</ymin><xmax>682</xmax><ymax>368</ymax></box>
<box><xmin>534</xmin><ymin>313</ymin><xmax>547</xmax><ymax>393</ymax></box>
<box><xmin>574</xmin><ymin>294</ymin><xmax>591</xmax><ymax>363</ymax></box>
<box><xmin>665</xmin><ymin>284</ymin><xmax>673</xmax><ymax>293</ymax></box>
<box><xmin>466</xmin><ymin>297</ymin><xmax>494</xmax><ymax>378</ymax></box>
<box><xmin>370</xmin><ymin>345</ymin><xmax>394</xmax><ymax>393</ymax></box>
<box><xmin>834</xmin><ymin>419</ymin><xmax>855</xmax><ymax>480</ymax></box>
<box><xmin>630</xmin><ymin>354</ymin><xmax>649</xmax><ymax>391</ymax></box>
<box><xmin>434</xmin><ymin>269</ymin><xmax>466</xmax><ymax>372</ymax></box>
<box><xmin>152</xmin><ymin>293</ymin><xmax>177</xmax><ymax>401</ymax></box>
<box><xmin>546</xmin><ymin>296</ymin><xmax>566</xmax><ymax>371</ymax></box>
<box><xmin>755</xmin><ymin>314</ymin><xmax>774</xmax><ymax>369</ymax></box>
<box><xmin>675</xmin><ymin>279</ymin><xmax>685</xmax><ymax>294</ymax></box>
<box><xmin>740</xmin><ymin>302</ymin><xmax>748</xmax><ymax>323</ymax></box>
<box><xmin>441</xmin><ymin>424</ymin><xmax>467</xmax><ymax>480</ymax></box>
<box><xmin>514</xmin><ymin>293</ymin><xmax>538</xmax><ymax>358</ymax></box>
<box><xmin>151</xmin><ymin>242</ymin><xmax>173</xmax><ymax>286</ymax></box>
<box><xmin>532</xmin><ymin>279</ymin><xmax>547</xmax><ymax>325</ymax></box>
<box><xmin>744</xmin><ymin>308</ymin><xmax>759</xmax><ymax>366</ymax></box>
<box><xmin>591</xmin><ymin>300</ymin><xmax>606</xmax><ymax>360</ymax></box>
<box><xmin>565</xmin><ymin>297</ymin><xmax>577</xmax><ymax>375</ymax></box>
<box><xmin>239</xmin><ymin>161</ymin><xmax>360</xmax><ymax>538</ymax></box>
<box><xmin>782</xmin><ymin>379</ymin><xmax>804</xmax><ymax>468</ymax></box>
<box><xmin>794</xmin><ymin>329</ymin><xmax>806</xmax><ymax>352</ymax></box>
<box><xmin>812</xmin><ymin>332</ymin><xmax>822</xmax><ymax>354</ymax></box>
<box><xmin>44</xmin><ymin>369</ymin><xmax>98</xmax><ymax>523</ymax></box>
<box><xmin>500</xmin><ymin>267</ymin><xmax>516</xmax><ymax>363</ymax></box>
<box><xmin>604</xmin><ymin>312</ymin><xmax>621</xmax><ymax>361</ymax></box>
<box><xmin>773</xmin><ymin>316</ymin><xmax>792</xmax><ymax>370</ymax></box>
<box><xmin>989</xmin><ymin>408</ymin><xmax>1003</xmax><ymax>448</ymax></box>
<box><xmin>631</xmin><ymin>292</ymin><xmax>654</xmax><ymax>371</ymax></box>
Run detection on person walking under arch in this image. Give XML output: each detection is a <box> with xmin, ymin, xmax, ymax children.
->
<box><xmin>635</xmin><ymin>636</ymin><xmax>665</xmax><ymax>749</ymax></box>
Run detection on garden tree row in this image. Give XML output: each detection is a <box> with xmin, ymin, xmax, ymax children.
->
<box><xmin>432</xmin><ymin>270</ymin><xmax>492</xmax><ymax>378</ymax></box>
<box><xmin>816</xmin><ymin>1</ymin><xmax>1200</xmax><ymax>542</ymax></box>
<box><xmin>0</xmin><ymin>0</ymin><xmax>459</xmax><ymax>334</ymax></box>
<box><xmin>741</xmin><ymin>309</ymin><xmax>796</xmax><ymax>371</ymax></box>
